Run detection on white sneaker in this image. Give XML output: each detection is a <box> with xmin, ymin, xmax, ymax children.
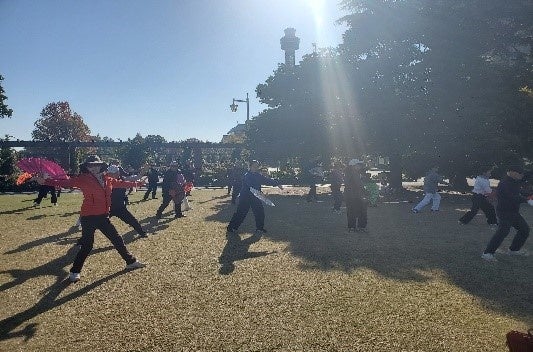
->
<box><xmin>507</xmin><ymin>249</ymin><xmax>529</xmax><ymax>257</ymax></box>
<box><xmin>125</xmin><ymin>261</ymin><xmax>146</xmax><ymax>270</ymax></box>
<box><xmin>481</xmin><ymin>253</ymin><xmax>497</xmax><ymax>262</ymax></box>
<box><xmin>69</xmin><ymin>272</ymin><xmax>80</xmax><ymax>282</ymax></box>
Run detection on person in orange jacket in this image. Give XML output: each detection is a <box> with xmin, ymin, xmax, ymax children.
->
<box><xmin>35</xmin><ymin>155</ymin><xmax>146</xmax><ymax>282</ymax></box>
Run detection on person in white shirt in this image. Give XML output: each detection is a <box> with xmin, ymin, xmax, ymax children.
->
<box><xmin>459</xmin><ymin>168</ymin><xmax>497</xmax><ymax>226</ymax></box>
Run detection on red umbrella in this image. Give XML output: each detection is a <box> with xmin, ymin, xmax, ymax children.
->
<box><xmin>16</xmin><ymin>158</ymin><xmax>69</xmax><ymax>180</ymax></box>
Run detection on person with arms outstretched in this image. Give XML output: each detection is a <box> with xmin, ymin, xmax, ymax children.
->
<box><xmin>227</xmin><ymin>160</ymin><xmax>283</xmax><ymax>235</ymax></box>
<box><xmin>35</xmin><ymin>155</ymin><xmax>146</xmax><ymax>282</ymax></box>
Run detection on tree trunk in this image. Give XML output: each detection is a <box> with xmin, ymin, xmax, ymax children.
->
<box><xmin>389</xmin><ymin>152</ymin><xmax>403</xmax><ymax>190</ymax></box>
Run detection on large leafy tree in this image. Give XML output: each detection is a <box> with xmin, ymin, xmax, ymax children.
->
<box><xmin>403</xmin><ymin>0</ymin><xmax>533</xmax><ymax>185</ymax></box>
<box><xmin>144</xmin><ymin>134</ymin><xmax>167</xmax><ymax>166</ymax></box>
<box><xmin>121</xmin><ymin>133</ymin><xmax>148</xmax><ymax>170</ymax></box>
<box><xmin>0</xmin><ymin>135</ymin><xmax>17</xmax><ymax>190</ymax></box>
<box><xmin>249</xmin><ymin>0</ymin><xmax>532</xmax><ymax>189</ymax></box>
<box><xmin>29</xmin><ymin>101</ymin><xmax>91</xmax><ymax>171</ymax></box>
<box><xmin>0</xmin><ymin>75</ymin><xmax>13</xmax><ymax>118</ymax></box>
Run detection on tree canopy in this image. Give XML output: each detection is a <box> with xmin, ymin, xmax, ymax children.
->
<box><xmin>0</xmin><ymin>75</ymin><xmax>13</xmax><ymax>119</ymax></box>
<box><xmin>247</xmin><ymin>0</ymin><xmax>532</xmax><ymax>188</ymax></box>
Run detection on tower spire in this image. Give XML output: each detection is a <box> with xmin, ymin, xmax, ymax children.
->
<box><xmin>280</xmin><ymin>28</ymin><xmax>300</xmax><ymax>67</ymax></box>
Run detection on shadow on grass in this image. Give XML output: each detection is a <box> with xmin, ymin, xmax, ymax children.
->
<box><xmin>4</xmin><ymin>212</ymin><xmax>172</xmax><ymax>256</ymax></box>
<box><xmin>0</xmin><ymin>268</ymin><xmax>129</xmax><ymax>342</ymax></box>
<box><xmin>5</xmin><ymin>226</ymin><xmax>81</xmax><ymax>254</ymax></box>
<box><xmin>205</xmin><ymin>191</ymin><xmax>533</xmax><ymax>325</ymax></box>
<box><xmin>0</xmin><ymin>206</ymin><xmax>34</xmax><ymax>216</ymax></box>
<box><xmin>218</xmin><ymin>232</ymin><xmax>275</xmax><ymax>275</ymax></box>
<box><xmin>0</xmin><ymin>226</ymin><xmax>150</xmax><ymax>341</ymax></box>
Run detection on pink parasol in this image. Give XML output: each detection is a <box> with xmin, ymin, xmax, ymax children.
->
<box><xmin>16</xmin><ymin>158</ymin><xmax>69</xmax><ymax>180</ymax></box>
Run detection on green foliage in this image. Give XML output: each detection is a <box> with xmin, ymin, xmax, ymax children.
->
<box><xmin>28</xmin><ymin>102</ymin><xmax>92</xmax><ymax>172</ymax></box>
<box><xmin>0</xmin><ymin>75</ymin><xmax>13</xmax><ymax>118</ymax></box>
<box><xmin>248</xmin><ymin>0</ymin><xmax>532</xmax><ymax>189</ymax></box>
<box><xmin>0</xmin><ymin>135</ymin><xmax>17</xmax><ymax>190</ymax></box>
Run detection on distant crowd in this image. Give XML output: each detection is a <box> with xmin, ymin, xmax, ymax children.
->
<box><xmin>27</xmin><ymin>154</ymin><xmax>532</xmax><ymax>282</ymax></box>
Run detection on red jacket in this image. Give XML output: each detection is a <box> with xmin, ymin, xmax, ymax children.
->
<box><xmin>45</xmin><ymin>173</ymin><xmax>141</xmax><ymax>216</ymax></box>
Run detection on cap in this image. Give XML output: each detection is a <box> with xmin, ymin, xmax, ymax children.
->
<box><xmin>83</xmin><ymin>155</ymin><xmax>105</xmax><ymax>165</ymax></box>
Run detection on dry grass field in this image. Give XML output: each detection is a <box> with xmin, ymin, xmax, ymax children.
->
<box><xmin>0</xmin><ymin>186</ymin><xmax>531</xmax><ymax>351</ymax></box>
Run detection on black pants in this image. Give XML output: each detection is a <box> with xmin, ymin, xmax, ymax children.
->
<box><xmin>484</xmin><ymin>211</ymin><xmax>530</xmax><ymax>254</ymax></box>
<box><xmin>331</xmin><ymin>184</ymin><xmax>343</xmax><ymax>210</ymax></box>
<box><xmin>307</xmin><ymin>184</ymin><xmax>317</xmax><ymax>202</ymax></box>
<box><xmin>110</xmin><ymin>207</ymin><xmax>145</xmax><ymax>236</ymax></box>
<box><xmin>35</xmin><ymin>185</ymin><xmax>57</xmax><ymax>204</ymax></box>
<box><xmin>231</xmin><ymin>182</ymin><xmax>242</xmax><ymax>204</ymax></box>
<box><xmin>143</xmin><ymin>182</ymin><xmax>158</xmax><ymax>199</ymax></box>
<box><xmin>72</xmin><ymin>215</ymin><xmax>136</xmax><ymax>273</ymax></box>
<box><xmin>156</xmin><ymin>191</ymin><xmax>184</xmax><ymax>218</ymax></box>
<box><xmin>459</xmin><ymin>193</ymin><xmax>497</xmax><ymax>225</ymax></box>
<box><xmin>346</xmin><ymin>197</ymin><xmax>367</xmax><ymax>229</ymax></box>
<box><xmin>228</xmin><ymin>195</ymin><xmax>265</xmax><ymax>231</ymax></box>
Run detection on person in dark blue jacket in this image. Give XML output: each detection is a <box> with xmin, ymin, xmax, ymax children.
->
<box><xmin>227</xmin><ymin>160</ymin><xmax>283</xmax><ymax>235</ymax></box>
<box><xmin>107</xmin><ymin>165</ymin><xmax>147</xmax><ymax>238</ymax></box>
<box><xmin>482</xmin><ymin>165</ymin><xmax>531</xmax><ymax>261</ymax></box>
<box><xmin>143</xmin><ymin>166</ymin><xmax>159</xmax><ymax>200</ymax></box>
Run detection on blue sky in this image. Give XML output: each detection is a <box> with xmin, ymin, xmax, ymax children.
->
<box><xmin>1</xmin><ymin>0</ymin><xmax>347</xmax><ymax>142</ymax></box>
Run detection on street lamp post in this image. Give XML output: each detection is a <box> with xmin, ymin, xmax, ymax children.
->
<box><xmin>230</xmin><ymin>93</ymin><xmax>249</xmax><ymax>122</ymax></box>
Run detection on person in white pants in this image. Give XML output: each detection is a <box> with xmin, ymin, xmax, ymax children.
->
<box><xmin>412</xmin><ymin>166</ymin><xmax>447</xmax><ymax>213</ymax></box>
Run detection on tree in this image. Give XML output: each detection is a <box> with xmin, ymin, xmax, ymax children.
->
<box><xmin>144</xmin><ymin>134</ymin><xmax>168</xmax><ymax>165</ymax></box>
<box><xmin>0</xmin><ymin>135</ymin><xmax>17</xmax><ymax>190</ymax></box>
<box><xmin>248</xmin><ymin>0</ymin><xmax>532</xmax><ymax>189</ymax></box>
<box><xmin>0</xmin><ymin>75</ymin><xmax>13</xmax><ymax>118</ymax></box>
<box><xmin>29</xmin><ymin>101</ymin><xmax>91</xmax><ymax>171</ymax></box>
<box><xmin>121</xmin><ymin>133</ymin><xmax>148</xmax><ymax>170</ymax></box>
<box><xmin>338</xmin><ymin>0</ymin><xmax>532</xmax><ymax>186</ymax></box>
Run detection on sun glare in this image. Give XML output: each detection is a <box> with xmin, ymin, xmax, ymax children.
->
<box><xmin>305</xmin><ymin>0</ymin><xmax>325</xmax><ymax>27</ymax></box>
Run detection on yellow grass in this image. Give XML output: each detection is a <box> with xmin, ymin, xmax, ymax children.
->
<box><xmin>0</xmin><ymin>187</ymin><xmax>531</xmax><ymax>351</ymax></box>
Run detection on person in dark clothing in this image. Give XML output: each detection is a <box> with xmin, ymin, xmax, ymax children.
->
<box><xmin>344</xmin><ymin>159</ymin><xmax>367</xmax><ymax>233</ymax></box>
<box><xmin>109</xmin><ymin>160</ymin><xmax>132</xmax><ymax>204</ymax></box>
<box><xmin>459</xmin><ymin>167</ymin><xmax>497</xmax><ymax>226</ymax></box>
<box><xmin>226</xmin><ymin>165</ymin><xmax>235</xmax><ymax>195</ymax></box>
<box><xmin>183</xmin><ymin>160</ymin><xmax>196</xmax><ymax>196</ymax></box>
<box><xmin>143</xmin><ymin>166</ymin><xmax>159</xmax><ymax>200</ymax></box>
<box><xmin>230</xmin><ymin>163</ymin><xmax>246</xmax><ymax>205</ymax></box>
<box><xmin>305</xmin><ymin>159</ymin><xmax>323</xmax><ymax>202</ymax></box>
<box><xmin>482</xmin><ymin>165</ymin><xmax>532</xmax><ymax>261</ymax></box>
<box><xmin>227</xmin><ymin>160</ymin><xmax>283</xmax><ymax>234</ymax></box>
<box><xmin>107</xmin><ymin>165</ymin><xmax>147</xmax><ymax>238</ymax></box>
<box><xmin>33</xmin><ymin>184</ymin><xmax>58</xmax><ymax>206</ymax></box>
<box><xmin>330</xmin><ymin>162</ymin><xmax>344</xmax><ymax>212</ymax></box>
<box><xmin>156</xmin><ymin>161</ymin><xmax>186</xmax><ymax>220</ymax></box>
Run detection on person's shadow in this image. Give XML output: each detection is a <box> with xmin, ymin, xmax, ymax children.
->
<box><xmin>0</xmin><ymin>246</ymin><xmax>130</xmax><ymax>341</ymax></box>
<box><xmin>218</xmin><ymin>232</ymin><xmax>275</xmax><ymax>275</ymax></box>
